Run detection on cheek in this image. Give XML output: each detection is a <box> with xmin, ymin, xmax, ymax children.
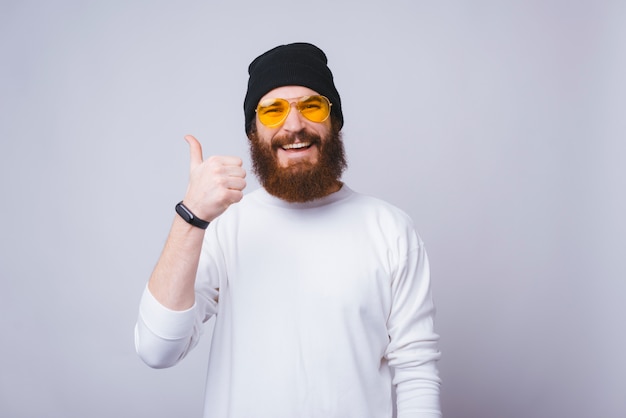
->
<box><xmin>317</xmin><ymin>121</ymin><xmax>333</xmax><ymax>138</ymax></box>
<box><xmin>254</xmin><ymin>128</ymin><xmax>276</xmax><ymax>147</ymax></box>
<box><xmin>254</xmin><ymin>120</ymin><xmax>272</xmax><ymax>139</ymax></box>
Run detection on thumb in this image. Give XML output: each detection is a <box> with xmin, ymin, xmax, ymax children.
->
<box><xmin>184</xmin><ymin>135</ymin><xmax>203</xmax><ymax>169</ymax></box>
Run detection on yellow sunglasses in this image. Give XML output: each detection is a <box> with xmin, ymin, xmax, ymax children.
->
<box><xmin>256</xmin><ymin>95</ymin><xmax>332</xmax><ymax>128</ymax></box>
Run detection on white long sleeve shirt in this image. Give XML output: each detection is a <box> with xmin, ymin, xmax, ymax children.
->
<box><xmin>135</xmin><ymin>185</ymin><xmax>441</xmax><ymax>417</ymax></box>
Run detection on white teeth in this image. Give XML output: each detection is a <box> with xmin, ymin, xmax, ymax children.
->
<box><xmin>282</xmin><ymin>142</ymin><xmax>311</xmax><ymax>150</ymax></box>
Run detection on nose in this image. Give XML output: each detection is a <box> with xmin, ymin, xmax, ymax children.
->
<box><xmin>281</xmin><ymin>102</ymin><xmax>306</xmax><ymax>133</ymax></box>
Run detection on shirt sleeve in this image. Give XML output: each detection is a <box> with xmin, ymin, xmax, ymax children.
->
<box><xmin>385</xmin><ymin>231</ymin><xmax>442</xmax><ymax>418</ymax></box>
<box><xmin>134</xmin><ymin>226</ymin><xmax>223</xmax><ymax>369</ymax></box>
<box><xmin>134</xmin><ymin>285</ymin><xmax>199</xmax><ymax>369</ymax></box>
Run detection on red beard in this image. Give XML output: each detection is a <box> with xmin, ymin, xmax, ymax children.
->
<box><xmin>248</xmin><ymin>121</ymin><xmax>347</xmax><ymax>203</ymax></box>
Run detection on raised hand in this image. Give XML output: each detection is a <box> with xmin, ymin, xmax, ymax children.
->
<box><xmin>182</xmin><ymin>135</ymin><xmax>247</xmax><ymax>222</ymax></box>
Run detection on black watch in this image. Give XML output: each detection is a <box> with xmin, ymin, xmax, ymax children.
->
<box><xmin>175</xmin><ymin>201</ymin><xmax>210</xmax><ymax>230</ymax></box>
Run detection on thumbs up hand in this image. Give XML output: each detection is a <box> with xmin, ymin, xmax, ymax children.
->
<box><xmin>181</xmin><ymin>135</ymin><xmax>247</xmax><ymax>222</ymax></box>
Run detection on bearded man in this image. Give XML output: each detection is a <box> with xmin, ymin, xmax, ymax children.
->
<box><xmin>135</xmin><ymin>43</ymin><xmax>442</xmax><ymax>418</ymax></box>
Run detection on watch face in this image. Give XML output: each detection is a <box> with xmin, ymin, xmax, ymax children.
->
<box><xmin>176</xmin><ymin>203</ymin><xmax>192</xmax><ymax>221</ymax></box>
<box><xmin>176</xmin><ymin>201</ymin><xmax>209</xmax><ymax>229</ymax></box>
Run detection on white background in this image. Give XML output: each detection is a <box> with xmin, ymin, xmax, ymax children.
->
<box><xmin>1</xmin><ymin>1</ymin><xmax>624</xmax><ymax>417</ymax></box>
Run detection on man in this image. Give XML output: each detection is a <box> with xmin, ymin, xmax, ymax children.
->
<box><xmin>135</xmin><ymin>42</ymin><xmax>441</xmax><ymax>418</ymax></box>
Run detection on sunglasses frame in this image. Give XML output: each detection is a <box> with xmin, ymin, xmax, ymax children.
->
<box><xmin>255</xmin><ymin>95</ymin><xmax>332</xmax><ymax>128</ymax></box>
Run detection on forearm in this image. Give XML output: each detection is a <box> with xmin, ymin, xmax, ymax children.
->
<box><xmin>148</xmin><ymin>215</ymin><xmax>206</xmax><ymax>310</ymax></box>
<box><xmin>389</xmin><ymin>237</ymin><xmax>442</xmax><ymax>417</ymax></box>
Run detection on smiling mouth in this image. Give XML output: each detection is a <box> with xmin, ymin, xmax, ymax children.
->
<box><xmin>281</xmin><ymin>142</ymin><xmax>312</xmax><ymax>150</ymax></box>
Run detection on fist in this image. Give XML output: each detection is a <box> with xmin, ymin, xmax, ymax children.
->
<box><xmin>182</xmin><ymin>135</ymin><xmax>247</xmax><ymax>222</ymax></box>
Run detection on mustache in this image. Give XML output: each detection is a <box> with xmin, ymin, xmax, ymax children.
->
<box><xmin>271</xmin><ymin>130</ymin><xmax>322</xmax><ymax>149</ymax></box>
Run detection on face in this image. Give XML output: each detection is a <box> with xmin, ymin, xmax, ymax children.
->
<box><xmin>248</xmin><ymin>85</ymin><xmax>347</xmax><ymax>203</ymax></box>
<box><xmin>255</xmin><ymin>86</ymin><xmax>331</xmax><ymax>168</ymax></box>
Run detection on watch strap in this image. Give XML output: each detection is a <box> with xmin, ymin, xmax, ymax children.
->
<box><xmin>175</xmin><ymin>201</ymin><xmax>210</xmax><ymax>230</ymax></box>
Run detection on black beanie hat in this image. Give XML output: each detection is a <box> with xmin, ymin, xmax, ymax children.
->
<box><xmin>243</xmin><ymin>42</ymin><xmax>343</xmax><ymax>134</ymax></box>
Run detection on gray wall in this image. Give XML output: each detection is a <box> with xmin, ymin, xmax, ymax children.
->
<box><xmin>1</xmin><ymin>1</ymin><xmax>624</xmax><ymax>417</ymax></box>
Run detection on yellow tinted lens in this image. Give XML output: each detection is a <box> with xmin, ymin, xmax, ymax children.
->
<box><xmin>257</xmin><ymin>98</ymin><xmax>289</xmax><ymax>127</ymax></box>
<box><xmin>297</xmin><ymin>95</ymin><xmax>331</xmax><ymax>123</ymax></box>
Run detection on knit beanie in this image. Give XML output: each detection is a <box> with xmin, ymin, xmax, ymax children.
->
<box><xmin>243</xmin><ymin>42</ymin><xmax>343</xmax><ymax>134</ymax></box>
